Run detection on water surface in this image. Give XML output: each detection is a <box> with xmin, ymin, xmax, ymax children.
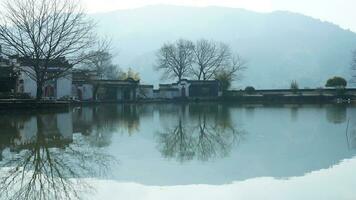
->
<box><xmin>0</xmin><ymin>103</ymin><xmax>355</xmax><ymax>199</ymax></box>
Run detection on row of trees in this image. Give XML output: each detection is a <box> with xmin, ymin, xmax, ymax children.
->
<box><xmin>155</xmin><ymin>39</ymin><xmax>247</xmax><ymax>90</ymax></box>
<box><xmin>289</xmin><ymin>77</ymin><xmax>347</xmax><ymax>91</ymax></box>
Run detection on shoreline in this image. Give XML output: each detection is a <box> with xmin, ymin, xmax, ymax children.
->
<box><xmin>0</xmin><ymin>94</ymin><xmax>355</xmax><ymax>110</ymax></box>
<box><xmin>1</xmin><ymin>88</ymin><xmax>355</xmax><ymax>110</ymax></box>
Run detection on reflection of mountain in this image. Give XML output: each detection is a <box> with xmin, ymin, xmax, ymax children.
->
<box><xmin>92</xmin><ymin>5</ymin><xmax>356</xmax><ymax>88</ymax></box>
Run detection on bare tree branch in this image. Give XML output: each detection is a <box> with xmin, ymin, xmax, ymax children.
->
<box><xmin>192</xmin><ymin>39</ymin><xmax>231</xmax><ymax>80</ymax></box>
<box><xmin>0</xmin><ymin>0</ymin><xmax>96</xmax><ymax>99</ymax></box>
<box><xmin>155</xmin><ymin>39</ymin><xmax>195</xmax><ymax>82</ymax></box>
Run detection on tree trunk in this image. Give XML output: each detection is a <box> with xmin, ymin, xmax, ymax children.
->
<box><xmin>36</xmin><ymin>80</ymin><xmax>43</xmax><ymax>101</ymax></box>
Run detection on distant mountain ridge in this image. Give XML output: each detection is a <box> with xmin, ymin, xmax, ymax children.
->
<box><xmin>91</xmin><ymin>5</ymin><xmax>356</xmax><ymax>88</ymax></box>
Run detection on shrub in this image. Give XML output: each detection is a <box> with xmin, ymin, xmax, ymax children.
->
<box><xmin>325</xmin><ymin>76</ymin><xmax>347</xmax><ymax>88</ymax></box>
<box><xmin>245</xmin><ymin>86</ymin><xmax>255</xmax><ymax>94</ymax></box>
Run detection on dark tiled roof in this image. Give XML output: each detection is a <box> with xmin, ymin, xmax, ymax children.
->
<box><xmin>159</xmin><ymin>88</ymin><xmax>179</xmax><ymax>91</ymax></box>
<box><xmin>139</xmin><ymin>85</ymin><xmax>154</xmax><ymax>88</ymax></box>
<box><xmin>180</xmin><ymin>79</ymin><xmax>220</xmax><ymax>84</ymax></box>
<box><xmin>92</xmin><ymin>79</ymin><xmax>139</xmax><ymax>86</ymax></box>
<box><xmin>12</xmin><ymin>56</ymin><xmax>72</xmax><ymax>70</ymax></box>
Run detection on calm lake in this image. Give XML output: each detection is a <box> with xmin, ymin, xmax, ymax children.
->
<box><xmin>1</xmin><ymin>103</ymin><xmax>356</xmax><ymax>200</ymax></box>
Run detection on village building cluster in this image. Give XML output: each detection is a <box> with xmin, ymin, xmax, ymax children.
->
<box><xmin>0</xmin><ymin>52</ymin><xmax>222</xmax><ymax>102</ymax></box>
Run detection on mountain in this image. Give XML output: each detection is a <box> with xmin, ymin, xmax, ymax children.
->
<box><xmin>91</xmin><ymin>5</ymin><xmax>356</xmax><ymax>88</ymax></box>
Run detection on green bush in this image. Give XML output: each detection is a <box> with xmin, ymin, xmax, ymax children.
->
<box><xmin>325</xmin><ymin>76</ymin><xmax>347</xmax><ymax>88</ymax></box>
<box><xmin>245</xmin><ymin>86</ymin><xmax>255</xmax><ymax>94</ymax></box>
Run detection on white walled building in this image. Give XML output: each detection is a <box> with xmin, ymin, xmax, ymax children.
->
<box><xmin>137</xmin><ymin>85</ymin><xmax>154</xmax><ymax>99</ymax></box>
<box><xmin>72</xmin><ymin>70</ymin><xmax>97</xmax><ymax>101</ymax></box>
<box><xmin>14</xmin><ymin>112</ymin><xmax>73</xmax><ymax>147</ymax></box>
<box><xmin>14</xmin><ymin>57</ymin><xmax>73</xmax><ymax>100</ymax></box>
<box><xmin>72</xmin><ymin>83</ymin><xmax>94</xmax><ymax>101</ymax></box>
<box><xmin>17</xmin><ymin>70</ymin><xmax>72</xmax><ymax>100</ymax></box>
<box><xmin>156</xmin><ymin>79</ymin><xmax>222</xmax><ymax>99</ymax></box>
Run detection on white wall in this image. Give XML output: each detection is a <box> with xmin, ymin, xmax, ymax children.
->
<box><xmin>72</xmin><ymin>83</ymin><xmax>94</xmax><ymax>100</ymax></box>
<box><xmin>117</xmin><ymin>89</ymin><xmax>123</xmax><ymax>100</ymax></box>
<box><xmin>56</xmin><ymin>74</ymin><xmax>72</xmax><ymax>99</ymax></box>
<box><xmin>137</xmin><ymin>87</ymin><xmax>154</xmax><ymax>99</ymax></box>
<box><xmin>82</xmin><ymin>84</ymin><xmax>93</xmax><ymax>100</ymax></box>
<box><xmin>20</xmin><ymin>67</ymin><xmax>73</xmax><ymax>100</ymax></box>
<box><xmin>20</xmin><ymin>71</ymin><xmax>37</xmax><ymax>98</ymax></box>
<box><xmin>176</xmin><ymin>81</ymin><xmax>191</xmax><ymax>97</ymax></box>
<box><xmin>159</xmin><ymin>90</ymin><xmax>179</xmax><ymax>99</ymax></box>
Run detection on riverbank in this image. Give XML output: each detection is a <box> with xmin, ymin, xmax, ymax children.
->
<box><xmin>222</xmin><ymin>94</ymin><xmax>355</xmax><ymax>105</ymax></box>
<box><xmin>1</xmin><ymin>88</ymin><xmax>356</xmax><ymax>109</ymax></box>
<box><xmin>223</xmin><ymin>88</ymin><xmax>356</xmax><ymax>105</ymax></box>
<box><xmin>0</xmin><ymin>99</ymin><xmax>70</xmax><ymax>110</ymax></box>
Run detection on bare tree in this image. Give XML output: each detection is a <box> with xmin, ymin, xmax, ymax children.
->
<box><xmin>82</xmin><ymin>40</ymin><xmax>120</xmax><ymax>80</ymax></box>
<box><xmin>0</xmin><ymin>0</ymin><xmax>96</xmax><ymax>99</ymax></box>
<box><xmin>192</xmin><ymin>39</ymin><xmax>230</xmax><ymax>80</ymax></box>
<box><xmin>155</xmin><ymin>39</ymin><xmax>195</xmax><ymax>82</ymax></box>
<box><xmin>214</xmin><ymin>54</ymin><xmax>247</xmax><ymax>91</ymax></box>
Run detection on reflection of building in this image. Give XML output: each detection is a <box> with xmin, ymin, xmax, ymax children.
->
<box><xmin>0</xmin><ymin>112</ymin><xmax>74</xmax><ymax>151</ymax></box>
<box><xmin>156</xmin><ymin>79</ymin><xmax>222</xmax><ymax>99</ymax></box>
<box><xmin>15</xmin><ymin>113</ymin><xmax>73</xmax><ymax>148</ymax></box>
<box><xmin>72</xmin><ymin>107</ymin><xmax>95</xmax><ymax>135</ymax></box>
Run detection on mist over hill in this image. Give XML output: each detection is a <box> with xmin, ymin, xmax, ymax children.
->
<box><xmin>91</xmin><ymin>5</ymin><xmax>356</xmax><ymax>89</ymax></box>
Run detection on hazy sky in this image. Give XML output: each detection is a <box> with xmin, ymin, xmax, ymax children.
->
<box><xmin>83</xmin><ymin>0</ymin><xmax>356</xmax><ymax>32</ymax></box>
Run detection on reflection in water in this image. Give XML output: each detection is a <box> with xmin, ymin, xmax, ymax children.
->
<box><xmin>326</xmin><ymin>105</ymin><xmax>347</xmax><ymax>124</ymax></box>
<box><xmin>157</xmin><ymin>104</ymin><xmax>244</xmax><ymax>162</ymax></box>
<box><xmin>1</xmin><ymin>104</ymin><xmax>356</xmax><ymax>198</ymax></box>
<box><xmin>290</xmin><ymin>107</ymin><xmax>299</xmax><ymax>122</ymax></box>
<box><xmin>347</xmin><ymin>119</ymin><xmax>356</xmax><ymax>149</ymax></box>
<box><xmin>73</xmin><ymin>105</ymin><xmax>140</xmax><ymax>142</ymax></box>
<box><xmin>0</xmin><ymin>112</ymin><xmax>114</xmax><ymax>200</ymax></box>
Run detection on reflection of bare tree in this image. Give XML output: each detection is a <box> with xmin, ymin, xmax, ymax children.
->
<box><xmin>157</xmin><ymin>119</ymin><xmax>195</xmax><ymax>162</ymax></box>
<box><xmin>194</xmin><ymin>114</ymin><xmax>239</xmax><ymax>161</ymax></box>
<box><xmin>157</xmin><ymin>104</ymin><xmax>244</xmax><ymax>162</ymax></box>
<box><xmin>0</xmin><ymin>115</ymin><xmax>114</xmax><ymax>200</ymax></box>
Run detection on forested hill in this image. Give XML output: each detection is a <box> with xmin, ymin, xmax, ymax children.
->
<box><xmin>92</xmin><ymin>5</ymin><xmax>356</xmax><ymax>88</ymax></box>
